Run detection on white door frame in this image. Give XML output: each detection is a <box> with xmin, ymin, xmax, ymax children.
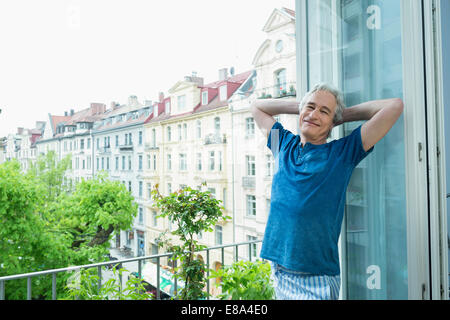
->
<box><xmin>422</xmin><ymin>0</ymin><xmax>448</xmax><ymax>300</ymax></box>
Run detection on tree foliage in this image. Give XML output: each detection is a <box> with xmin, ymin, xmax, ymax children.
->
<box><xmin>151</xmin><ymin>182</ymin><xmax>231</xmax><ymax>300</ymax></box>
<box><xmin>0</xmin><ymin>155</ymin><xmax>137</xmax><ymax>300</ymax></box>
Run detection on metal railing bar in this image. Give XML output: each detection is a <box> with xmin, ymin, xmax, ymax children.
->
<box><xmin>97</xmin><ymin>266</ymin><xmax>102</xmax><ymax>294</ymax></box>
<box><xmin>0</xmin><ymin>240</ymin><xmax>263</xmax><ymax>300</ymax></box>
<box><xmin>0</xmin><ymin>280</ymin><xmax>4</xmax><ymax>300</ymax></box>
<box><xmin>27</xmin><ymin>277</ymin><xmax>31</xmax><ymax>300</ymax></box>
<box><xmin>156</xmin><ymin>256</ymin><xmax>160</xmax><ymax>300</ymax></box>
<box><xmin>0</xmin><ymin>240</ymin><xmax>262</xmax><ymax>283</ymax></box>
<box><xmin>52</xmin><ymin>273</ymin><xmax>57</xmax><ymax>300</ymax></box>
<box><xmin>206</xmin><ymin>249</ymin><xmax>210</xmax><ymax>300</ymax></box>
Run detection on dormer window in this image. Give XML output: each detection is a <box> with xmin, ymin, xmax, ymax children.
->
<box><xmin>177</xmin><ymin>95</ymin><xmax>186</xmax><ymax>111</ymax></box>
<box><xmin>202</xmin><ymin>91</ymin><xmax>208</xmax><ymax>105</ymax></box>
<box><xmin>165</xmin><ymin>101</ymin><xmax>170</xmax><ymax>114</ymax></box>
<box><xmin>219</xmin><ymin>85</ymin><xmax>227</xmax><ymax>101</ymax></box>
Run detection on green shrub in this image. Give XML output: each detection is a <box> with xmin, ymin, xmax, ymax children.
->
<box><xmin>210</xmin><ymin>260</ymin><xmax>275</xmax><ymax>300</ymax></box>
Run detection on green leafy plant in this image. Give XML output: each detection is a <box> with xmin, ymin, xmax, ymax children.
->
<box><xmin>210</xmin><ymin>260</ymin><xmax>275</xmax><ymax>300</ymax></box>
<box><xmin>0</xmin><ymin>156</ymin><xmax>137</xmax><ymax>299</ymax></box>
<box><xmin>63</xmin><ymin>266</ymin><xmax>153</xmax><ymax>300</ymax></box>
<box><xmin>151</xmin><ymin>182</ymin><xmax>231</xmax><ymax>300</ymax></box>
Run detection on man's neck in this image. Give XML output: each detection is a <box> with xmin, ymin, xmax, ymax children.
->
<box><xmin>300</xmin><ymin>134</ymin><xmax>327</xmax><ymax>147</ymax></box>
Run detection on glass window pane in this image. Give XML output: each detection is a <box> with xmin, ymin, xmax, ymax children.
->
<box><xmin>307</xmin><ymin>0</ymin><xmax>407</xmax><ymax>299</ymax></box>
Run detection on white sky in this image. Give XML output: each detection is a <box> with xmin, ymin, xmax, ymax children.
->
<box><xmin>0</xmin><ymin>0</ymin><xmax>295</xmax><ymax>137</ymax></box>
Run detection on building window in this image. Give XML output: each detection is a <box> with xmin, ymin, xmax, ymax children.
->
<box><xmin>219</xmin><ymin>85</ymin><xmax>227</xmax><ymax>101</ymax></box>
<box><xmin>128</xmin><ymin>181</ymin><xmax>132</xmax><ymax>193</ymax></box>
<box><xmin>275</xmin><ymin>68</ymin><xmax>287</xmax><ymax>97</ymax></box>
<box><xmin>247</xmin><ymin>235</ymin><xmax>258</xmax><ymax>259</ymax></box>
<box><xmin>214</xmin><ymin>117</ymin><xmax>220</xmax><ymax>133</ymax></box>
<box><xmin>115</xmin><ymin>157</ymin><xmax>119</xmax><ymax>171</ymax></box>
<box><xmin>152</xmin><ymin>128</ymin><xmax>156</xmax><ymax>147</ymax></box>
<box><xmin>196</xmin><ymin>153</ymin><xmax>202</xmax><ymax>171</ymax></box>
<box><xmin>122</xmin><ymin>156</ymin><xmax>125</xmax><ymax>170</ymax></box>
<box><xmin>128</xmin><ymin>156</ymin><xmax>132</xmax><ymax>170</ymax></box>
<box><xmin>167</xmin><ymin>154</ymin><xmax>172</xmax><ymax>170</ymax></box>
<box><xmin>139</xmin><ymin>181</ymin><xmax>143</xmax><ymax>198</ymax></box>
<box><xmin>215</xmin><ymin>225</ymin><xmax>223</xmax><ymax>245</ymax></box>
<box><xmin>115</xmin><ymin>135</ymin><xmax>119</xmax><ymax>147</ymax></box>
<box><xmin>209</xmin><ymin>151</ymin><xmax>215</xmax><ymax>171</ymax></box>
<box><xmin>138</xmin><ymin>207</ymin><xmax>144</xmax><ymax>225</ymax></box>
<box><xmin>183</xmin><ymin>123</ymin><xmax>187</xmax><ymax>140</ymax></box>
<box><xmin>178</xmin><ymin>124</ymin><xmax>182</xmax><ymax>141</ymax></box>
<box><xmin>196</xmin><ymin>120</ymin><xmax>201</xmax><ymax>138</ymax></box>
<box><xmin>147</xmin><ymin>183</ymin><xmax>152</xmax><ymax>199</ymax></box>
<box><xmin>153</xmin><ymin>154</ymin><xmax>156</xmax><ymax>171</ymax></box>
<box><xmin>167</xmin><ymin>126</ymin><xmax>171</xmax><ymax>141</ymax></box>
<box><xmin>165</xmin><ymin>101</ymin><xmax>170</xmax><ymax>114</ymax></box>
<box><xmin>106</xmin><ymin>157</ymin><xmax>109</xmax><ymax>170</ymax></box>
<box><xmin>266</xmin><ymin>154</ymin><xmax>274</xmax><ymax>176</ymax></box>
<box><xmin>139</xmin><ymin>131</ymin><xmax>143</xmax><ymax>145</ymax></box>
<box><xmin>246</xmin><ymin>195</ymin><xmax>256</xmax><ymax>217</ymax></box>
<box><xmin>80</xmin><ymin>139</ymin><xmax>85</xmax><ymax>150</ymax></box>
<box><xmin>179</xmin><ymin>153</ymin><xmax>187</xmax><ymax>171</ymax></box>
<box><xmin>167</xmin><ymin>182</ymin><xmax>172</xmax><ymax>195</ymax></box>
<box><xmin>202</xmin><ymin>91</ymin><xmax>208</xmax><ymax>105</ymax></box>
<box><xmin>138</xmin><ymin>155</ymin><xmax>143</xmax><ymax>170</ymax></box>
<box><xmin>177</xmin><ymin>95</ymin><xmax>186</xmax><ymax>111</ymax></box>
<box><xmin>208</xmin><ymin>187</ymin><xmax>216</xmax><ymax>199</ymax></box>
<box><xmin>246</xmin><ymin>117</ymin><xmax>255</xmax><ymax>136</ymax></box>
<box><xmin>246</xmin><ymin>155</ymin><xmax>256</xmax><ymax>176</ymax></box>
<box><xmin>152</xmin><ymin>210</ymin><xmax>157</xmax><ymax>227</ymax></box>
<box><xmin>223</xmin><ymin>188</ymin><xmax>226</xmax><ymax>209</ymax></box>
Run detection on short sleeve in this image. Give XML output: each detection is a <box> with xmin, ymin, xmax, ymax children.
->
<box><xmin>340</xmin><ymin>124</ymin><xmax>374</xmax><ymax>166</ymax></box>
<box><xmin>267</xmin><ymin>121</ymin><xmax>296</xmax><ymax>157</ymax></box>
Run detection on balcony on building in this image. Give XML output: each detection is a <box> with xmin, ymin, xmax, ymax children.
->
<box><xmin>242</xmin><ymin>176</ymin><xmax>256</xmax><ymax>189</ymax></box>
<box><xmin>204</xmin><ymin>133</ymin><xmax>227</xmax><ymax>145</ymax></box>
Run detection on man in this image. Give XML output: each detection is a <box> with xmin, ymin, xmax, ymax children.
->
<box><xmin>251</xmin><ymin>83</ymin><xmax>404</xmax><ymax>300</ymax></box>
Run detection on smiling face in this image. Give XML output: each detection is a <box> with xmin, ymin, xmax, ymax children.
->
<box><xmin>299</xmin><ymin>90</ymin><xmax>337</xmax><ymax>145</ymax></box>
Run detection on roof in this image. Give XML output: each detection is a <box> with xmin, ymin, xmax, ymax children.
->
<box><xmin>145</xmin><ymin>70</ymin><xmax>253</xmax><ymax>125</ymax></box>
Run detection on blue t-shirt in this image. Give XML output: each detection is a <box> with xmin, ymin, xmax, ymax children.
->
<box><xmin>260</xmin><ymin>121</ymin><xmax>374</xmax><ymax>276</ymax></box>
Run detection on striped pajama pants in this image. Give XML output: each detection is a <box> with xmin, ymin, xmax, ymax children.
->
<box><xmin>270</xmin><ymin>262</ymin><xmax>341</xmax><ymax>300</ymax></box>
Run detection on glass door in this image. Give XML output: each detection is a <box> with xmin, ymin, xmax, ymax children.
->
<box><xmin>305</xmin><ymin>0</ymin><xmax>409</xmax><ymax>299</ymax></box>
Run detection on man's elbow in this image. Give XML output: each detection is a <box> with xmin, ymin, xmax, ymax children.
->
<box><xmin>392</xmin><ymin>98</ymin><xmax>404</xmax><ymax>111</ymax></box>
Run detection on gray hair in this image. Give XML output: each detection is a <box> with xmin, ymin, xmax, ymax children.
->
<box><xmin>298</xmin><ymin>82</ymin><xmax>345</xmax><ymax>130</ymax></box>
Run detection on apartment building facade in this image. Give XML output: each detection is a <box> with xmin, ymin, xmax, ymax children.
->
<box><xmin>142</xmin><ymin>70</ymin><xmax>252</xmax><ymax>288</ymax></box>
<box><xmin>91</xmin><ymin>96</ymin><xmax>153</xmax><ymax>257</ymax></box>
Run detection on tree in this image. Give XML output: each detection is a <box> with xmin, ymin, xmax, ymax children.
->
<box><xmin>0</xmin><ymin>157</ymin><xmax>138</xmax><ymax>299</ymax></box>
<box><xmin>151</xmin><ymin>182</ymin><xmax>231</xmax><ymax>300</ymax></box>
<box><xmin>0</xmin><ymin>160</ymin><xmax>51</xmax><ymax>299</ymax></box>
<box><xmin>53</xmin><ymin>174</ymin><xmax>137</xmax><ymax>266</ymax></box>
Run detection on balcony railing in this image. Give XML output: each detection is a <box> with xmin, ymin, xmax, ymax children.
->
<box><xmin>0</xmin><ymin>239</ymin><xmax>262</xmax><ymax>300</ymax></box>
<box><xmin>204</xmin><ymin>133</ymin><xmax>226</xmax><ymax>145</ymax></box>
<box><xmin>118</xmin><ymin>143</ymin><xmax>133</xmax><ymax>151</ymax></box>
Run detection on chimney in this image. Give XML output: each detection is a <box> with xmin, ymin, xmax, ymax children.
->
<box><xmin>17</xmin><ymin>127</ymin><xmax>24</xmax><ymax>135</ymax></box>
<box><xmin>70</xmin><ymin>109</ymin><xmax>74</xmax><ymax>116</ymax></box>
<box><xmin>128</xmin><ymin>95</ymin><xmax>138</xmax><ymax>106</ymax></box>
<box><xmin>185</xmin><ymin>71</ymin><xmax>203</xmax><ymax>86</ymax></box>
<box><xmin>35</xmin><ymin>121</ymin><xmax>46</xmax><ymax>131</ymax></box>
<box><xmin>219</xmin><ymin>68</ymin><xmax>228</xmax><ymax>81</ymax></box>
<box><xmin>90</xmin><ymin>103</ymin><xmax>106</xmax><ymax>115</ymax></box>
<box><xmin>159</xmin><ymin>92</ymin><xmax>164</xmax><ymax>102</ymax></box>
<box><xmin>64</xmin><ymin>111</ymin><xmax>68</xmax><ymax>116</ymax></box>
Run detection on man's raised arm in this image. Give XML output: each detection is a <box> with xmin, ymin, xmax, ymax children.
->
<box><xmin>334</xmin><ymin>98</ymin><xmax>404</xmax><ymax>152</ymax></box>
<box><xmin>250</xmin><ymin>98</ymin><xmax>300</xmax><ymax>139</ymax></box>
